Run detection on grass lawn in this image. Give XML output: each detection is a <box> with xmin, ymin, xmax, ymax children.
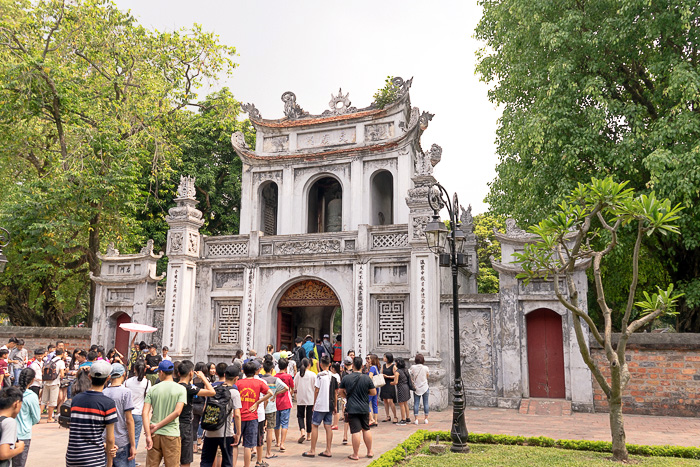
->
<box><xmin>405</xmin><ymin>443</ymin><xmax>698</xmax><ymax>466</ymax></box>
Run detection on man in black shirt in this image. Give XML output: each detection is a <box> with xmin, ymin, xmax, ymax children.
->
<box><xmin>144</xmin><ymin>345</ymin><xmax>162</xmax><ymax>386</ymax></box>
<box><xmin>177</xmin><ymin>360</ymin><xmax>215</xmax><ymax>467</ymax></box>
<box><xmin>339</xmin><ymin>356</ymin><xmax>376</xmax><ymax>460</ymax></box>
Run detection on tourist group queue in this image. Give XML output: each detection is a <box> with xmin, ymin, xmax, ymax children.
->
<box><xmin>0</xmin><ymin>334</ymin><xmax>431</xmax><ymax>467</ymax></box>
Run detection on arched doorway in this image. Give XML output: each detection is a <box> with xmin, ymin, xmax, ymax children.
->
<box><xmin>370</xmin><ymin>170</ymin><xmax>393</xmax><ymax>225</ymax></box>
<box><xmin>114</xmin><ymin>312</ymin><xmax>132</xmax><ymax>359</ymax></box>
<box><xmin>276</xmin><ymin>279</ymin><xmax>341</xmax><ymax>352</ymax></box>
<box><xmin>526</xmin><ymin>308</ymin><xmax>566</xmax><ymax>398</ymax></box>
<box><xmin>307</xmin><ymin>177</ymin><xmax>343</xmax><ymax>233</ymax></box>
<box><xmin>260</xmin><ymin>181</ymin><xmax>278</xmax><ymax>235</ymax></box>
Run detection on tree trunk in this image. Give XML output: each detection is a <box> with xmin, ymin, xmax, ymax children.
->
<box><xmin>608</xmin><ymin>390</ymin><xmax>628</xmax><ymax>461</ymax></box>
<box><xmin>87</xmin><ymin>211</ymin><xmax>101</xmax><ymax>325</ymax></box>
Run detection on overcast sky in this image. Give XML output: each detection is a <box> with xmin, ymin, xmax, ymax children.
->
<box><xmin>115</xmin><ymin>0</ymin><xmax>500</xmax><ymax>214</ymax></box>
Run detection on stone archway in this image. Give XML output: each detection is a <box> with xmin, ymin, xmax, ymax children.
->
<box><xmin>276</xmin><ymin>279</ymin><xmax>341</xmax><ymax>351</ymax></box>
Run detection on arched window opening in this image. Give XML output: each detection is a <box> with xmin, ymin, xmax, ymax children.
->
<box><xmin>260</xmin><ymin>182</ymin><xmax>278</xmax><ymax>236</ymax></box>
<box><xmin>307</xmin><ymin>177</ymin><xmax>342</xmax><ymax>233</ymax></box>
<box><xmin>371</xmin><ymin>170</ymin><xmax>393</xmax><ymax>225</ymax></box>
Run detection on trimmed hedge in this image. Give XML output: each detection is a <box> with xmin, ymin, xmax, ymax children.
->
<box><xmin>367</xmin><ymin>430</ymin><xmax>700</xmax><ymax>467</ymax></box>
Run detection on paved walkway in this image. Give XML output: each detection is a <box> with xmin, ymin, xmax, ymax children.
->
<box><xmin>26</xmin><ymin>406</ymin><xmax>699</xmax><ymax>467</ymax></box>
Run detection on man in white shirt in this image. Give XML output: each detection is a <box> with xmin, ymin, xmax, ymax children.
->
<box><xmin>40</xmin><ymin>348</ymin><xmax>65</xmax><ymax>423</ymax></box>
<box><xmin>303</xmin><ymin>355</ymin><xmax>336</xmax><ymax>458</ymax></box>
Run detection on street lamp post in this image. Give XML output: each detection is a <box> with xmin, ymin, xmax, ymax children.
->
<box><xmin>424</xmin><ymin>183</ymin><xmax>470</xmax><ymax>453</ymax></box>
<box><xmin>0</xmin><ymin>227</ymin><xmax>9</xmax><ymax>274</ymax></box>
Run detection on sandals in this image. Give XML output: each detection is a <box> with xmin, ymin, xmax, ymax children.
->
<box><xmin>297</xmin><ymin>435</ymin><xmax>306</xmax><ymax>444</ymax></box>
<box><xmin>342</xmin><ymin>439</ymin><xmax>348</xmax><ymax>445</ymax></box>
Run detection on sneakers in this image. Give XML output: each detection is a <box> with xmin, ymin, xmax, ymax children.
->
<box><xmin>414</xmin><ymin>419</ymin><xmax>419</xmax><ymax>425</ymax></box>
<box><xmin>397</xmin><ymin>420</ymin><xmax>406</xmax><ymax>426</ymax></box>
<box><xmin>424</xmin><ymin>419</ymin><xmax>429</xmax><ymax>424</ymax></box>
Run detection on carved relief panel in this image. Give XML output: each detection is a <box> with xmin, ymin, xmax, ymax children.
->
<box><xmin>450</xmin><ymin>307</ymin><xmax>495</xmax><ymax>391</ymax></box>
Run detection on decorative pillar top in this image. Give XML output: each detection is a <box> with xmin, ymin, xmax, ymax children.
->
<box><xmin>166</xmin><ymin>175</ymin><xmax>204</xmax><ymax>228</ymax></box>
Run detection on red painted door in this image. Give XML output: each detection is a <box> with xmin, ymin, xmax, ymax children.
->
<box><xmin>114</xmin><ymin>313</ymin><xmax>132</xmax><ymax>359</ymax></box>
<box><xmin>277</xmin><ymin>309</ymin><xmax>293</xmax><ymax>351</ymax></box>
<box><xmin>526</xmin><ymin>309</ymin><xmax>566</xmax><ymax>398</ymax></box>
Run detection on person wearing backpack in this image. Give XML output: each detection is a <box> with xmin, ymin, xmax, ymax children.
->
<box><xmin>40</xmin><ymin>348</ymin><xmax>65</xmax><ymax>423</ymax></box>
<box><xmin>200</xmin><ymin>365</ymin><xmax>241</xmax><ymax>467</ymax></box>
<box><xmin>176</xmin><ymin>361</ymin><xmax>215</xmax><ymax>467</ymax></box>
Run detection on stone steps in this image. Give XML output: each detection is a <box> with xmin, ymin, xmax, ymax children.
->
<box><xmin>519</xmin><ymin>398</ymin><xmax>572</xmax><ymax>416</ymax></box>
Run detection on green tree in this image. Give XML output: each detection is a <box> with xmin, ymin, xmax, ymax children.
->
<box><xmin>0</xmin><ymin>0</ymin><xmax>236</xmax><ymax>324</ymax></box>
<box><xmin>515</xmin><ymin>177</ymin><xmax>683</xmax><ymax>462</ymax></box>
<box><xmin>473</xmin><ymin>213</ymin><xmax>505</xmax><ymax>294</ymax></box>
<box><xmin>475</xmin><ymin>0</ymin><xmax>700</xmax><ymax>331</ymax></box>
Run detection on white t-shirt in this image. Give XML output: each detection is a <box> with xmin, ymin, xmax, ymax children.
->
<box><xmin>294</xmin><ymin>370</ymin><xmax>316</xmax><ymax>406</ymax></box>
<box><xmin>0</xmin><ymin>416</ymin><xmax>17</xmax><ymax>450</ymax></box>
<box><xmin>124</xmin><ymin>376</ymin><xmax>151</xmax><ymax>415</ymax></box>
<box><xmin>44</xmin><ymin>357</ymin><xmax>65</xmax><ymax>386</ymax></box>
<box><xmin>409</xmin><ymin>364</ymin><xmax>430</xmax><ymax>396</ymax></box>
<box><xmin>313</xmin><ymin>371</ymin><xmax>332</xmax><ymax>413</ymax></box>
<box><xmin>29</xmin><ymin>361</ymin><xmax>43</xmax><ymax>388</ymax></box>
<box><xmin>254</xmin><ymin>375</ymin><xmax>265</xmax><ymax>422</ymax></box>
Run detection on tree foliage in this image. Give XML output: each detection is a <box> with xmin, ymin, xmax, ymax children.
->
<box><xmin>473</xmin><ymin>213</ymin><xmax>505</xmax><ymax>294</ymax></box>
<box><xmin>0</xmin><ymin>0</ymin><xmax>238</xmax><ymax>325</ymax></box>
<box><xmin>475</xmin><ymin>0</ymin><xmax>700</xmax><ymax>331</ymax></box>
<box><xmin>515</xmin><ymin>177</ymin><xmax>683</xmax><ymax>461</ymax></box>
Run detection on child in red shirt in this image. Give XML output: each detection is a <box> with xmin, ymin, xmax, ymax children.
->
<box><xmin>236</xmin><ymin>361</ymin><xmax>273</xmax><ymax>467</ymax></box>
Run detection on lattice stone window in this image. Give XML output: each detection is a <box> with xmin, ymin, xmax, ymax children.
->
<box><xmin>371</xmin><ymin>232</ymin><xmax>409</xmax><ymax>249</ymax></box>
<box><xmin>215</xmin><ymin>301</ymin><xmax>241</xmax><ymax>345</ymax></box>
<box><xmin>207</xmin><ymin>242</ymin><xmax>248</xmax><ymax>257</ymax></box>
<box><xmin>377</xmin><ymin>298</ymin><xmax>405</xmax><ymax>346</ymax></box>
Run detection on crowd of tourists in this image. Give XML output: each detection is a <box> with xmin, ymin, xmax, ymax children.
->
<box><xmin>0</xmin><ymin>334</ymin><xmax>431</xmax><ymax>467</ymax></box>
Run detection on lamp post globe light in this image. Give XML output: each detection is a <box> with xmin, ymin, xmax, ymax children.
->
<box><xmin>424</xmin><ymin>183</ymin><xmax>470</xmax><ymax>453</ymax></box>
<box><xmin>0</xmin><ymin>227</ymin><xmax>9</xmax><ymax>274</ymax></box>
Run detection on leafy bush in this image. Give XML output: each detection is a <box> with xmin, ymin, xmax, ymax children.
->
<box><xmin>368</xmin><ymin>431</ymin><xmax>700</xmax><ymax>466</ymax></box>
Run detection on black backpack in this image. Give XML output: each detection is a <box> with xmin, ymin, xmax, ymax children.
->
<box><xmin>42</xmin><ymin>358</ymin><xmax>59</xmax><ymax>381</ymax></box>
<box><xmin>200</xmin><ymin>385</ymin><xmax>232</xmax><ymax>431</ymax></box>
<box><xmin>58</xmin><ymin>399</ymin><xmax>72</xmax><ymax>428</ymax></box>
<box><xmin>291</xmin><ymin>346</ymin><xmax>305</xmax><ymax>365</ymax></box>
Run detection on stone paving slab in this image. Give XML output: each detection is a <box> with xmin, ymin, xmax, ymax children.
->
<box><xmin>25</xmin><ymin>406</ymin><xmax>700</xmax><ymax>466</ymax></box>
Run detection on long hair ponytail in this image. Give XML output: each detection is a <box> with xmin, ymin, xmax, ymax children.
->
<box><xmin>18</xmin><ymin>368</ymin><xmax>35</xmax><ymax>392</ymax></box>
<box><xmin>133</xmin><ymin>359</ymin><xmax>146</xmax><ymax>382</ymax></box>
<box><xmin>300</xmin><ymin>358</ymin><xmax>309</xmax><ymax>378</ymax></box>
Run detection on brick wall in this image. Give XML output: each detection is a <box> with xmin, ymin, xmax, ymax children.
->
<box><xmin>0</xmin><ymin>326</ymin><xmax>93</xmax><ymax>354</ymax></box>
<box><xmin>591</xmin><ymin>333</ymin><xmax>700</xmax><ymax>417</ymax></box>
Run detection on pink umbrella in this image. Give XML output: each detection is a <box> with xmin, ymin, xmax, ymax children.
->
<box><xmin>119</xmin><ymin>322</ymin><xmax>158</xmax><ymax>333</ymax></box>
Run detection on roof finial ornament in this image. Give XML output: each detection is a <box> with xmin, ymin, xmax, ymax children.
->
<box><xmin>177</xmin><ymin>175</ymin><xmax>197</xmax><ymax>200</ymax></box>
<box><xmin>329</xmin><ymin>88</ymin><xmax>351</xmax><ymax>114</ymax></box>
<box><xmin>392</xmin><ymin>76</ymin><xmax>413</xmax><ymax>97</ymax></box>
<box><xmin>241</xmin><ymin>103</ymin><xmax>261</xmax><ymax>120</ymax></box>
<box><xmin>419</xmin><ymin>111</ymin><xmax>434</xmax><ymax>130</ymax></box>
<box><xmin>281</xmin><ymin>91</ymin><xmax>305</xmax><ymax>120</ymax></box>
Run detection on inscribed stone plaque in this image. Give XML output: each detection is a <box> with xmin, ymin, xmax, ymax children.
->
<box><xmin>262</xmin><ymin>135</ymin><xmax>289</xmax><ymax>153</ymax></box>
<box><xmin>213</xmin><ymin>270</ymin><xmax>244</xmax><ymax>289</ymax></box>
<box><xmin>455</xmin><ymin>308</ymin><xmax>494</xmax><ymax>390</ymax></box>
<box><xmin>364</xmin><ymin>122</ymin><xmax>394</xmax><ymax>142</ymax></box>
<box><xmin>373</xmin><ymin>265</ymin><xmax>408</xmax><ymax>285</ymax></box>
<box><xmin>107</xmin><ymin>289</ymin><xmax>135</xmax><ymax>302</ymax></box>
<box><xmin>297</xmin><ymin>127</ymin><xmax>356</xmax><ymax>149</ymax></box>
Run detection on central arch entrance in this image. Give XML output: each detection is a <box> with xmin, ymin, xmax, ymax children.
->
<box><xmin>276</xmin><ymin>279</ymin><xmax>341</xmax><ymax>351</ymax></box>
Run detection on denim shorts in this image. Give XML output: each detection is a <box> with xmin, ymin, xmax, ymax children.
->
<box><xmin>311</xmin><ymin>411</ymin><xmax>333</xmax><ymax>426</ymax></box>
<box><xmin>240</xmin><ymin>419</ymin><xmax>258</xmax><ymax>448</ymax></box>
<box><xmin>275</xmin><ymin>408</ymin><xmax>291</xmax><ymax>429</ymax></box>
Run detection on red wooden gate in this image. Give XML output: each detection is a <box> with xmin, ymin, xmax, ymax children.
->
<box><xmin>277</xmin><ymin>309</ymin><xmax>293</xmax><ymax>351</ymax></box>
<box><xmin>526</xmin><ymin>308</ymin><xmax>566</xmax><ymax>398</ymax></box>
<box><xmin>114</xmin><ymin>313</ymin><xmax>132</xmax><ymax>359</ymax></box>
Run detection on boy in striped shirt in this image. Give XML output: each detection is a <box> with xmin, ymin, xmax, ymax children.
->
<box><xmin>66</xmin><ymin>360</ymin><xmax>117</xmax><ymax>467</ymax></box>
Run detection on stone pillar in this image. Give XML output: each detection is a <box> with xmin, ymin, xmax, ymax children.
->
<box><xmin>164</xmin><ymin>176</ymin><xmax>204</xmax><ymax>359</ymax></box>
<box><xmin>406</xmin><ymin>155</ymin><xmax>448</xmax><ymax>409</ymax></box>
